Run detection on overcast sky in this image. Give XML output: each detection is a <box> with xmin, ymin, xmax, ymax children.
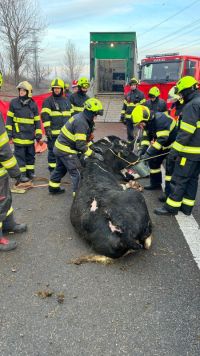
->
<box><xmin>38</xmin><ymin>0</ymin><xmax>200</xmax><ymax>76</ymax></box>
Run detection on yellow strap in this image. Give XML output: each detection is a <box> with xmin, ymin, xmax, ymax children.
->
<box><xmin>61</xmin><ymin>125</ymin><xmax>75</xmax><ymax>141</ymax></box>
<box><xmin>34</xmin><ymin>116</ymin><xmax>40</xmax><ymax>121</ymax></box>
<box><xmin>75</xmin><ymin>133</ymin><xmax>86</xmax><ymax>141</ymax></box>
<box><xmin>152</xmin><ymin>141</ymin><xmax>162</xmax><ymax>150</ymax></box>
<box><xmin>180</xmin><ymin>157</ymin><xmax>187</xmax><ymax>166</ymax></box>
<box><xmin>166</xmin><ymin>197</ymin><xmax>182</xmax><ymax>208</ymax></box>
<box><xmin>55</xmin><ymin>140</ymin><xmax>77</xmax><ymax>154</ymax></box>
<box><xmin>0</xmin><ymin>131</ymin><xmax>9</xmax><ymax>147</ymax></box>
<box><xmin>49</xmin><ymin>180</ymin><xmax>60</xmax><ymax>188</ymax></box>
<box><xmin>43</xmin><ymin>121</ymin><xmax>51</xmax><ymax>127</ymax></box>
<box><xmin>180</xmin><ymin>121</ymin><xmax>196</xmax><ymax>134</ymax></box>
<box><xmin>13</xmin><ymin>138</ymin><xmax>34</xmax><ymax>144</ymax></box>
<box><xmin>150</xmin><ymin>168</ymin><xmax>161</xmax><ymax>174</ymax></box>
<box><xmin>7</xmin><ymin>110</ymin><xmax>14</xmax><ymax>117</ymax></box>
<box><xmin>182</xmin><ymin>198</ymin><xmax>195</xmax><ymax>206</ymax></box>
<box><xmin>14</xmin><ymin>117</ymin><xmax>34</xmax><ymax>124</ymax></box>
<box><xmin>0</xmin><ymin>167</ymin><xmax>7</xmax><ymax>177</ymax></box>
<box><xmin>6</xmin><ymin>206</ymin><xmax>14</xmax><ymax>216</ymax></box>
<box><xmin>41</xmin><ymin>107</ymin><xmax>51</xmax><ymax>114</ymax></box>
<box><xmin>1</xmin><ymin>156</ymin><xmax>17</xmax><ymax>169</ymax></box>
<box><xmin>157</xmin><ymin>130</ymin><xmax>169</xmax><ymax>137</ymax></box>
<box><xmin>51</xmin><ymin>130</ymin><xmax>61</xmax><ymax>135</ymax></box>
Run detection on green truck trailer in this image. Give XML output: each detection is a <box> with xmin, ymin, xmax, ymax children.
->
<box><xmin>90</xmin><ymin>32</ymin><xmax>137</xmax><ymax>93</ymax></box>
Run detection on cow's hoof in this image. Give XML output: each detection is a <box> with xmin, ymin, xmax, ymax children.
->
<box><xmin>143</xmin><ymin>235</ymin><xmax>153</xmax><ymax>249</ymax></box>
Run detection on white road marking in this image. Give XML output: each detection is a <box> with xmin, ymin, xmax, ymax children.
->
<box><xmin>175</xmin><ymin>212</ymin><xmax>200</xmax><ymax>270</ymax></box>
<box><xmin>161</xmin><ymin>166</ymin><xmax>200</xmax><ymax>270</ymax></box>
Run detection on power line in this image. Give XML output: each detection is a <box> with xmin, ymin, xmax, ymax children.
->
<box><xmin>138</xmin><ymin>0</ymin><xmax>200</xmax><ymax>38</ymax></box>
<box><xmin>139</xmin><ymin>23</ymin><xmax>200</xmax><ymax>53</ymax></box>
<box><xmin>139</xmin><ymin>17</ymin><xmax>200</xmax><ymax>50</ymax></box>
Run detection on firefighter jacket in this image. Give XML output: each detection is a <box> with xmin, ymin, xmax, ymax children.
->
<box><xmin>6</xmin><ymin>98</ymin><xmax>42</xmax><ymax>145</ymax></box>
<box><xmin>70</xmin><ymin>90</ymin><xmax>90</xmax><ymax>115</ymax></box>
<box><xmin>54</xmin><ymin>111</ymin><xmax>94</xmax><ymax>157</ymax></box>
<box><xmin>145</xmin><ymin>97</ymin><xmax>167</xmax><ymax>114</ymax></box>
<box><xmin>0</xmin><ymin>113</ymin><xmax>20</xmax><ymax>180</ymax></box>
<box><xmin>41</xmin><ymin>95</ymin><xmax>73</xmax><ymax>137</ymax></box>
<box><xmin>172</xmin><ymin>91</ymin><xmax>200</xmax><ymax>161</ymax></box>
<box><xmin>140</xmin><ymin>112</ymin><xmax>178</xmax><ymax>156</ymax></box>
<box><xmin>121</xmin><ymin>89</ymin><xmax>145</xmax><ymax>120</ymax></box>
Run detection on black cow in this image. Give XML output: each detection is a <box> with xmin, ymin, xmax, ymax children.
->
<box><xmin>70</xmin><ymin>136</ymin><xmax>152</xmax><ymax>259</ymax></box>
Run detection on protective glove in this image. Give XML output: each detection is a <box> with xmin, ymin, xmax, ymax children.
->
<box><xmin>79</xmin><ymin>155</ymin><xmax>89</xmax><ymax>168</ymax></box>
<box><xmin>35</xmin><ymin>134</ymin><xmax>42</xmax><ymax>142</ymax></box>
<box><xmin>120</xmin><ymin>114</ymin><xmax>126</xmax><ymax>125</ymax></box>
<box><xmin>138</xmin><ymin>146</ymin><xmax>147</xmax><ymax>158</ymax></box>
<box><xmin>45</xmin><ymin>128</ymin><xmax>52</xmax><ymax>140</ymax></box>
<box><xmin>93</xmin><ymin>146</ymin><xmax>103</xmax><ymax>155</ymax></box>
<box><xmin>168</xmin><ymin>148</ymin><xmax>179</xmax><ymax>161</ymax></box>
<box><xmin>93</xmin><ymin>152</ymin><xmax>104</xmax><ymax>162</ymax></box>
<box><xmin>140</xmin><ymin>151</ymin><xmax>151</xmax><ymax>161</ymax></box>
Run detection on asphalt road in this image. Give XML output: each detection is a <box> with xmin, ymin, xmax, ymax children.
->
<box><xmin>0</xmin><ymin>123</ymin><xmax>199</xmax><ymax>356</ymax></box>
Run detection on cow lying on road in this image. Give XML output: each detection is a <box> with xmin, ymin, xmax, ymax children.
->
<box><xmin>70</xmin><ymin>136</ymin><xmax>152</xmax><ymax>259</ymax></box>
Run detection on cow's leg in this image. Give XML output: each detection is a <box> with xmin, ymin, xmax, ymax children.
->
<box><xmin>143</xmin><ymin>234</ymin><xmax>153</xmax><ymax>249</ymax></box>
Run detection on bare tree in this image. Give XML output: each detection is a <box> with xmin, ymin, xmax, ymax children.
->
<box><xmin>63</xmin><ymin>40</ymin><xmax>84</xmax><ymax>83</ymax></box>
<box><xmin>0</xmin><ymin>0</ymin><xmax>45</xmax><ymax>84</ymax></box>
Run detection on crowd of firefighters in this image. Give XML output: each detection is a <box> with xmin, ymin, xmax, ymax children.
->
<box><xmin>0</xmin><ymin>72</ymin><xmax>200</xmax><ymax>252</ymax></box>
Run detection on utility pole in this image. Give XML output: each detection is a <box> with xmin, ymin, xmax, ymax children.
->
<box><xmin>30</xmin><ymin>30</ymin><xmax>40</xmax><ymax>88</ymax></box>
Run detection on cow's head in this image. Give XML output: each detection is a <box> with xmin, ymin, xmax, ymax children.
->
<box><xmin>92</xmin><ymin>136</ymin><xmax>138</xmax><ymax>175</ymax></box>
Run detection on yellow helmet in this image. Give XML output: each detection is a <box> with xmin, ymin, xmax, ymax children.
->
<box><xmin>175</xmin><ymin>76</ymin><xmax>198</xmax><ymax>93</ymax></box>
<box><xmin>131</xmin><ymin>105</ymin><xmax>150</xmax><ymax>124</ymax></box>
<box><xmin>16</xmin><ymin>81</ymin><xmax>32</xmax><ymax>98</ymax></box>
<box><xmin>129</xmin><ymin>77</ymin><xmax>139</xmax><ymax>85</ymax></box>
<box><xmin>78</xmin><ymin>77</ymin><xmax>90</xmax><ymax>89</ymax></box>
<box><xmin>84</xmin><ymin>98</ymin><xmax>103</xmax><ymax>115</ymax></box>
<box><xmin>148</xmin><ymin>86</ymin><xmax>160</xmax><ymax>97</ymax></box>
<box><xmin>51</xmin><ymin>78</ymin><xmax>65</xmax><ymax>90</ymax></box>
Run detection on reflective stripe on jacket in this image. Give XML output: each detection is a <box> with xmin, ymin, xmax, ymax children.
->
<box><xmin>6</xmin><ymin>97</ymin><xmax>41</xmax><ymax>145</ymax></box>
<box><xmin>0</xmin><ymin>113</ymin><xmax>20</xmax><ymax>179</ymax></box>
<box><xmin>54</xmin><ymin>112</ymin><xmax>93</xmax><ymax>157</ymax></box>
<box><xmin>41</xmin><ymin>95</ymin><xmax>73</xmax><ymax>136</ymax></box>
<box><xmin>140</xmin><ymin>112</ymin><xmax>178</xmax><ymax>156</ymax></box>
<box><xmin>172</xmin><ymin>91</ymin><xmax>200</xmax><ymax>161</ymax></box>
<box><xmin>121</xmin><ymin>89</ymin><xmax>145</xmax><ymax>119</ymax></box>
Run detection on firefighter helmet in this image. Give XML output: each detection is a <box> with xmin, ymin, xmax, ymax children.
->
<box><xmin>72</xmin><ymin>79</ymin><xmax>78</xmax><ymax>88</ymax></box>
<box><xmin>78</xmin><ymin>77</ymin><xmax>90</xmax><ymax>89</ymax></box>
<box><xmin>175</xmin><ymin>76</ymin><xmax>198</xmax><ymax>93</ymax></box>
<box><xmin>84</xmin><ymin>98</ymin><xmax>103</xmax><ymax>115</ymax></box>
<box><xmin>51</xmin><ymin>78</ymin><xmax>65</xmax><ymax>90</ymax></box>
<box><xmin>16</xmin><ymin>81</ymin><xmax>33</xmax><ymax>98</ymax></box>
<box><xmin>148</xmin><ymin>86</ymin><xmax>160</xmax><ymax>98</ymax></box>
<box><xmin>131</xmin><ymin>105</ymin><xmax>150</xmax><ymax>124</ymax></box>
<box><xmin>129</xmin><ymin>77</ymin><xmax>139</xmax><ymax>85</ymax></box>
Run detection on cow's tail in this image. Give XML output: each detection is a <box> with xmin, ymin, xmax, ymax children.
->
<box><xmin>67</xmin><ymin>255</ymin><xmax>114</xmax><ymax>265</ymax></box>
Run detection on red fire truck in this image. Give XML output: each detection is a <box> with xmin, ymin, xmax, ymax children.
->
<box><xmin>124</xmin><ymin>53</ymin><xmax>200</xmax><ymax>101</ymax></box>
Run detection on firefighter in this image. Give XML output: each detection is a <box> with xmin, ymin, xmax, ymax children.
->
<box><xmin>41</xmin><ymin>78</ymin><xmax>73</xmax><ymax>172</ymax></box>
<box><xmin>48</xmin><ymin>98</ymin><xmax>104</xmax><ymax>196</ymax></box>
<box><xmin>64</xmin><ymin>83</ymin><xmax>72</xmax><ymax>98</ymax></box>
<box><xmin>167</xmin><ymin>86</ymin><xmax>184</xmax><ymax>128</ymax></box>
<box><xmin>132</xmin><ymin>105</ymin><xmax>177</xmax><ymax>190</ymax></box>
<box><xmin>70</xmin><ymin>77</ymin><xmax>90</xmax><ymax>115</ymax></box>
<box><xmin>145</xmin><ymin>86</ymin><xmax>167</xmax><ymax>114</ymax></box>
<box><xmin>6</xmin><ymin>81</ymin><xmax>42</xmax><ymax>181</ymax></box>
<box><xmin>0</xmin><ymin>113</ymin><xmax>27</xmax><ymax>251</ymax></box>
<box><xmin>71</xmin><ymin>80</ymin><xmax>78</xmax><ymax>94</ymax></box>
<box><xmin>120</xmin><ymin>77</ymin><xmax>145</xmax><ymax>142</ymax></box>
<box><xmin>154</xmin><ymin>76</ymin><xmax>200</xmax><ymax>216</ymax></box>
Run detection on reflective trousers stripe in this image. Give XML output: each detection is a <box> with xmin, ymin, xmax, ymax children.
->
<box><xmin>49</xmin><ymin>180</ymin><xmax>60</xmax><ymax>188</ymax></box>
<box><xmin>166</xmin><ymin>197</ymin><xmax>182</xmax><ymax>208</ymax></box>
<box><xmin>182</xmin><ymin>198</ymin><xmax>195</xmax><ymax>206</ymax></box>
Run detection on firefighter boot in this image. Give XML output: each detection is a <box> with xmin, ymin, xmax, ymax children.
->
<box><xmin>20</xmin><ymin>173</ymin><xmax>30</xmax><ymax>183</ymax></box>
<box><xmin>154</xmin><ymin>206</ymin><xmax>177</xmax><ymax>216</ymax></box>
<box><xmin>0</xmin><ymin>237</ymin><xmax>17</xmax><ymax>251</ymax></box>
<box><xmin>2</xmin><ymin>213</ymin><xmax>27</xmax><ymax>234</ymax></box>
<box><xmin>49</xmin><ymin>187</ymin><xmax>65</xmax><ymax>195</ymax></box>
<box><xmin>26</xmin><ymin>171</ymin><xmax>36</xmax><ymax>180</ymax></box>
<box><xmin>144</xmin><ymin>184</ymin><xmax>162</xmax><ymax>190</ymax></box>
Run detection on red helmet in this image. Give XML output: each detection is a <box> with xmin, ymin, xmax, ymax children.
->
<box><xmin>72</xmin><ymin>80</ymin><xmax>78</xmax><ymax>88</ymax></box>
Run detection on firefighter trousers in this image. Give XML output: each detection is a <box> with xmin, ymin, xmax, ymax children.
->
<box><xmin>49</xmin><ymin>154</ymin><xmax>81</xmax><ymax>193</ymax></box>
<box><xmin>148</xmin><ymin>151</ymin><xmax>169</xmax><ymax>187</ymax></box>
<box><xmin>164</xmin><ymin>158</ymin><xmax>200</xmax><ymax>215</ymax></box>
<box><xmin>0</xmin><ymin>175</ymin><xmax>13</xmax><ymax>237</ymax></box>
<box><xmin>47</xmin><ymin>137</ymin><xmax>57</xmax><ymax>172</ymax></box>
<box><xmin>14</xmin><ymin>144</ymin><xmax>35</xmax><ymax>175</ymax></box>
<box><xmin>126</xmin><ymin>119</ymin><xmax>134</xmax><ymax>142</ymax></box>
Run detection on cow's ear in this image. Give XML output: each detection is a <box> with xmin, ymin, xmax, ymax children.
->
<box><xmin>127</xmin><ymin>139</ymin><xmax>135</xmax><ymax>151</ymax></box>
